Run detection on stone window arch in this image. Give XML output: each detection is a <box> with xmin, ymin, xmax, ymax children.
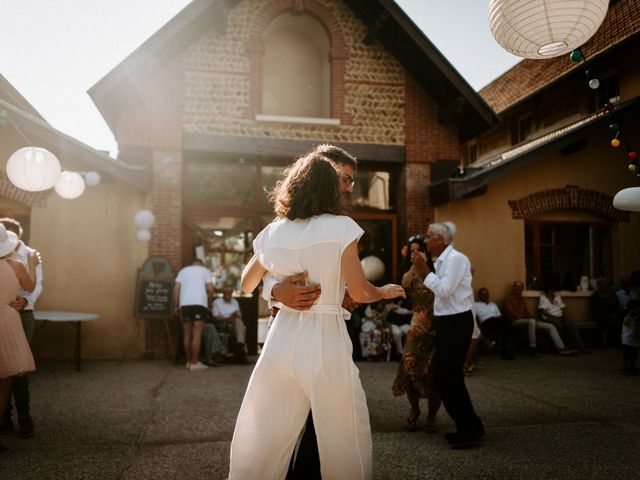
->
<box><xmin>508</xmin><ymin>185</ymin><xmax>630</xmax><ymax>222</ymax></box>
<box><xmin>247</xmin><ymin>0</ymin><xmax>350</xmax><ymax>123</ymax></box>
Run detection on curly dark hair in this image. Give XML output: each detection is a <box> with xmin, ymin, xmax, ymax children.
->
<box><xmin>269</xmin><ymin>152</ymin><xmax>346</xmax><ymax>220</ymax></box>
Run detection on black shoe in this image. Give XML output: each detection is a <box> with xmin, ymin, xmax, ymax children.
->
<box><xmin>446</xmin><ymin>432</ymin><xmax>484</xmax><ymax>449</ymax></box>
<box><xmin>528</xmin><ymin>348</ymin><xmax>542</xmax><ymax>358</ymax></box>
<box><xmin>501</xmin><ymin>353</ymin><xmax>516</xmax><ymax>360</ymax></box>
<box><xmin>558</xmin><ymin>349</ymin><xmax>579</xmax><ymax>356</ymax></box>
<box><xmin>17</xmin><ymin>414</ymin><xmax>34</xmax><ymax>438</ymax></box>
<box><xmin>580</xmin><ymin>349</ymin><xmax>592</xmax><ymax>355</ymax></box>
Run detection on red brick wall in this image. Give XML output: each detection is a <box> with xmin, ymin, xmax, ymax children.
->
<box><xmin>116</xmin><ymin>60</ymin><xmax>184</xmax><ymax>358</ymax></box>
<box><xmin>403</xmin><ymin>73</ymin><xmax>460</xmax><ymax>239</ymax></box>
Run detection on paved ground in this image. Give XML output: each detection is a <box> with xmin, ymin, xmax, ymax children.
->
<box><xmin>1</xmin><ymin>349</ymin><xmax>639</xmax><ymax>479</ymax></box>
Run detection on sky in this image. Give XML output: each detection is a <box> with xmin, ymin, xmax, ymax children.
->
<box><xmin>0</xmin><ymin>0</ymin><xmax>520</xmax><ymax>157</ymax></box>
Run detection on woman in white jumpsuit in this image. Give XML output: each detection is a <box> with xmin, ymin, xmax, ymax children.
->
<box><xmin>229</xmin><ymin>152</ymin><xmax>405</xmax><ymax>480</ymax></box>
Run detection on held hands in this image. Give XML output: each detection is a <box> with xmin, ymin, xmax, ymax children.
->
<box><xmin>379</xmin><ymin>283</ymin><xmax>406</xmax><ymax>300</ymax></box>
<box><xmin>272</xmin><ymin>272</ymin><xmax>321</xmax><ymax>310</ymax></box>
<box><xmin>9</xmin><ymin>296</ymin><xmax>27</xmax><ymax>311</ymax></box>
<box><xmin>410</xmin><ymin>250</ymin><xmax>430</xmax><ymax>276</ymax></box>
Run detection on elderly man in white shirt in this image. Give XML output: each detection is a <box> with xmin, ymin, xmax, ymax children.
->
<box><xmin>411</xmin><ymin>221</ymin><xmax>484</xmax><ymax>449</ymax></box>
<box><xmin>0</xmin><ymin>217</ymin><xmax>43</xmax><ymax>439</ymax></box>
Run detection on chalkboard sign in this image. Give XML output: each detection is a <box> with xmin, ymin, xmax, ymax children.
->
<box><xmin>134</xmin><ymin>257</ymin><xmax>175</xmax><ymax>319</ymax></box>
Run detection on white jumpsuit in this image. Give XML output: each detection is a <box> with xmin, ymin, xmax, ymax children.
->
<box><xmin>229</xmin><ymin>214</ymin><xmax>372</xmax><ymax>480</ymax></box>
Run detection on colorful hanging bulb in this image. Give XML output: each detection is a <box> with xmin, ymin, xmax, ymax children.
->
<box><xmin>611</xmin><ymin>138</ymin><xmax>621</xmax><ymax>148</ymax></box>
<box><xmin>629</xmin><ymin>151</ymin><xmax>638</xmax><ymax>161</ymax></box>
<box><xmin>570</xmin><ymin>49</ymin><xmax>583</xmax><ymax>62</ymax></box>
<box><xmin>629</xmin><ymin>163</ymin><xmax>638</xmax><ymax>172</ymax></box>
<box><xmin>609</xmin><ymin>123</ymin><xmax>619</xmax><ymax>131</ymax></box>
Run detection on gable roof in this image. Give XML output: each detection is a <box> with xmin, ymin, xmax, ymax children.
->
<box><xmin>480</xmin><ymin>0</ymin><xmax>640</xmax><ymax>114</ymax></box>
<box><xmin>0</xmin><ymin>74</ymin><xmax>46</xmax><ymax>121</ymax></box>
<box><xmin>89</xmin><ymin>0</ymin><xmax>497</xmax><ymax>143</ymax></box>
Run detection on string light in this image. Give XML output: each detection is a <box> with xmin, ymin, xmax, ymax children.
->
<box><xmin>571</xmin><ymin>48</ymin><xmax>639</xmax><ymax>182</ymax></box>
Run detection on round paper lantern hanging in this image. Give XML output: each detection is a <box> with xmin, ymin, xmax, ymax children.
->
<box><xmin>360</xmin><ymin>255</ymin><xmax>385</xmax><ymax>282</ymax></box>
<box><xmin>613</xmin><ymin>187</ymin><xmax>640</xmax><ymax>212</ymax></box>
<box><xmin>6</xmin><ymin>146</ymin><xmax>61</xmax><ymax>191</ymax></box>
<box><xmin>54</xmin><ymin>171</ymin><xmax>86</xmax><ymax>199</ymax></box>
<box><xmin>84</xmin><ymin>171</ymin><xmax>101</xmax><ymax>187</ymax></box>
<box><xmin>137</xmin><ymin>230</ymin><xmax>152</xmax><ymax>242</ymax></box>
<box><xmin>133</xmin><ymin>209</ymin><xmax>155</xmax><ymax>230</ymax></box>
<box><xmin>489</xmin><ymin>0</ymin><xmax>610</xmax><ymax>59</ymax></box>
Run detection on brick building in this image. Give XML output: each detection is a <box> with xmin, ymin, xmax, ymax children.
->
<box><xmin>88</xmin><ymin>0</ymin><xmax>495</xmax><ymax>357</ymax></box>
<box><xmin>429</xmin><ymin>0</ymin><xmax>640</xmax><ymax>322</ymax></box>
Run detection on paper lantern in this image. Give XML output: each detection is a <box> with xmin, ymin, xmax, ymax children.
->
<box><xmin>6</xmin><ymin>146</ymin><xmax>61</xmax><ymax>191</ymax></box>
<box><xmin>360</xmin><ymin>255</ymin><xmax>385</xmax><ymax>282</ymax></box>
<box><xmin>613</xmin><ymin>187</ymin><xmax>640</xmax><ymax>212</ymax></box>
<box><xmin>137</xmin><ymin>230</ymin><xmax>151</xmax><ymax>242</ymax></box>
<box><xmin>133</xmin><ymin>210</ymin><xmax>155</xmax><ymax>230</ymax></box>
<box><xmin>84</xmin><ymin>171</ymin><xmax>101</xmax><ymax>186</ymax></box>
<box><xmin>489</xmin><ymin>0</ymin><xmax>609</xmax><ymax>59</ymax></box>
<box><xmin>54</xmin><ymin>171</ymin><xmax>85</xmax><ymax>199</ymax></box>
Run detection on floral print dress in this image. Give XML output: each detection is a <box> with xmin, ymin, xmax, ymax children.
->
<box><xmin>392</xmin><ymin>271</ymin><xmax>437</xmax><ymax>398</ymax></box>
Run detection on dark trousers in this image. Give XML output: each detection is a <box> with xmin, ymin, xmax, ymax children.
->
<box><xmin>433</xmin><ymin>310</ymin><xmax>484</xmax><ymax>435</ymax></box>
<box><xmin>479</xmin><ymin>316</ymin><xmax>511</xmax><ymax>355</ymax></box>
<box><xmin>2</xmin><ymin>310</ymin><xmax>35</xmax><ymax>423</ymax></box>
<box><xmin>286</xmin><ymin>412</ymin><xmax>321</xmax><ymax>480</ymax></box>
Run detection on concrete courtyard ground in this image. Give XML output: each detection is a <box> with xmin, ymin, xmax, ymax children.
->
<box><xmin>1</xmin><ymin>349</ymin><xmax>639</xmax><ymax>479</ymax></box>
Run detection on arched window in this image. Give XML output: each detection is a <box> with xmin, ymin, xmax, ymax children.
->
<box><xmin>262</xmin><ymin>13</ymin><xmax>330</xmax><ymax>118</ymax></box>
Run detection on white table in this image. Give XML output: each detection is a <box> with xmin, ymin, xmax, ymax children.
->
<box><xmin>33</xmin><ymin>311</ymin><xmax>99</xmax><ymax>371</ymax></box>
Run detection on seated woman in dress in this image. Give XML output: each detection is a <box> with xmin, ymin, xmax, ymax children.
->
<box><xmin>228</xmin><ymin>150</ymin><xmax>405</xmax><ymax>480</ymax></box>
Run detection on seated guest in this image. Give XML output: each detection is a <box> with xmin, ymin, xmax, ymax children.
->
<box><xmin>212</xmin><ymin>286</ymin><xmax>250</xmax><ymax>365</ymax></box>
<box><xmin>538</xmin><ymin>287</ymin><xmax>590</xmax><ymax>355</ymax></box>
<box><xmin>359</xmin><ymin>300</ymin><xmax>392</xmax><ymax>361</ymax></box>
<box><xmin>475</xmin><ymin>288</ymin><xmax>514</xmax><ymax>360</ymax></box>
<box><xmin>504</xmin><ymin>281</ymin><xmax>577</xmax><ymax>356</ymax></box>
<box><xmin>591</xmin><ymin>278</ymin><xmax>621</xmax><ymax>349</ymax></box>
<box><xmin>387</xmin><ymin>300</ymin><xmax>412</xmax><ymax>358</ymax></box>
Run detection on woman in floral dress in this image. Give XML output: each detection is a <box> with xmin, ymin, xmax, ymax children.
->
<box><xmin>392</xmin><ymin>236</ymin><xmax>441</xmax><ymax>432</ymax></box>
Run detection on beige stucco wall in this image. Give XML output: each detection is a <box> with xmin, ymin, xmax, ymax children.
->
<box><xmin>25</xmin><ymin>162</ymin><xmax>149</xmax><ymax>360</ymax></box>
<box><xmin>434</xmin><ymin>124</ymin><xmax>640</xmax><ymax>313</ymax></box>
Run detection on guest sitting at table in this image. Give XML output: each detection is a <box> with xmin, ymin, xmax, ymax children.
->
<box><xmin>538</xmin><ymin>285</ymin><xmax>590</xmax><ymax>355</ymax></box>
<box><xmin>212</xmin><ymin>286</ymin><xmax>250</xmax><ymax>365</ymax></box>
<box><xmin>475</xmin><ymin>288</ymin><xmax>514</xmax><ymax>360</ymax></box>
<box><xmin>0</xmin><ymin>225</ymin><xmax>37</xmax><ymax>453</ymax></box>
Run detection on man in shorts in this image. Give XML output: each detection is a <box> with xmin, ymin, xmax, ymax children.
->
<box><xmin>173</xmin><ymin>259</ymin><xmax>213</xmax><ymax>371</ymax></box>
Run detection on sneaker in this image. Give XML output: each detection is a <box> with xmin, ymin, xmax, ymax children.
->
<box><xmin>445</xmin><ymin>431</ymin><xmax>484</xmax><ymax>449</ymax></box>
<box><xmin>17</xmin><ymin>414</ymin><xmax>33</xmax><ymax>439</ymax></box>
<box><xmin>558</xmin><ymin>349</ymin><xmax>579</xmax><ymax>356</ymax></box>
<box><xmin>188</xmin><ymin>361</ymin><xmax>209</xmax><ymax>371</ymax></box>
<box><xmin>0</xmin><ymin>421</ymin><xmax>14</xmax><ymax>435</ymax></box>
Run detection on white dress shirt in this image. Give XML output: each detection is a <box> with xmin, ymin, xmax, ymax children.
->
<box><xmin>10</xmin><ymin>242</ymin><xmax>43</xmax><ymax>310</ymax></box>
<box><xmin>538</xmin><ymin>294</ymin><xmax>565</xmax><ymax>318</ymax></box>
<box><xmin>423</xmin><ymin>245</ymin><xmax>474</xmax><ymax>316</ymax></box>
<box><xmin>474</xmin><ymin>301</ymin><xmax>501</xmax><ymax>323</ymax></box>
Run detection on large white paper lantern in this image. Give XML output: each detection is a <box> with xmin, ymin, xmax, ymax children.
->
<box><xmin>6</xmin><ymin>146</ymin><xmax>61</xmax><ymax>191</ymax></box>
<box><xmin>613</xmin><ymin>187</ymin><xmax>640</xmax><ymax>212</ymax></box>
<box><xmin>134</xmin><ymin>209</ymin><xmax>155</xmax><ymax>230</ymax></box>
<box><xmin>54</xmin><ymin>171</ymin><xmax>85</xmax><ymax>199</ymax></box>
<box><xmin>361</xmin><ymin>255</ymin><xmax>385</xmax><ymax>282</ymax></box>
<box><xmin>489</xmin><ymin>0</ymin><xmax>610</xmax><ymax>59</ymax></box>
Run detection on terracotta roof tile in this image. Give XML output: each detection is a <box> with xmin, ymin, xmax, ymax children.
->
<box><xmin>480</xmin><ymin>0</ymin><xmax>640</xmax><ymax>113</ymax></box>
